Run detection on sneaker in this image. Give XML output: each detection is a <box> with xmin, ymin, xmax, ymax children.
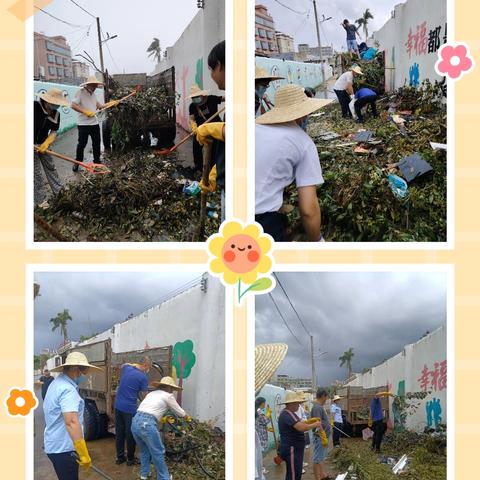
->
<box><xmin>115</xmin><ymin>457</ymin><xmax>126</xmax><ymax>465</ymax></box>
<box><xmin>127</xmin><ymin>457</ymin><xmax>141</xmax><ymax>466</ymax></box>
<box><xmin>72</xmin><ymin>163</ymin><xmax>79</xmax><ymax>172</ymax></box>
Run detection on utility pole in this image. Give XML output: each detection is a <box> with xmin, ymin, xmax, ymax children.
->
<box><xmin>312</xmin><ymin>0</ymin><xmax>323</xmax><ymax>62</ymax></box>
<box><xmin>310</xmin><ymin>335</ymin><xmax>317</xmax><ymax>394</ymax></box>
<box><xmin>96</xmin><ymin>17</ymin><xmax>105</xmax><ymax>77</ymax></box>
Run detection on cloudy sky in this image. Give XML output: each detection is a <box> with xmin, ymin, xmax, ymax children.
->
<box><xmin>34</xmin><ymin>0</ymin><xmax>199</xmax><ymax>74</ymax></box>
<box><xmin>256</xmin><ymin>272</ymin><xmax>447</xmax><ymax>385</ymax></box>
<box><xmin>34</xmin><ymin>271</ymin><xmax>203</xmax><ymax>354</ymax></box>
<box><xmin>257</xmin><ymin>0</ymin><xmax>401</xmax><ymax>51</ymax></box>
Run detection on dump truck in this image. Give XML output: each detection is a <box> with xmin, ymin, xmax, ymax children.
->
<box><xmin>336</xmin><ymin>385</ymin><xmax>391</xmax><ymax>435</ymax></box>
<box><xmin>102</xmin><ymin>67</ymin><xmax>177</xmax><ymax>150</ymax></box>
<box><xmin>55</xmin><ymin>338</ymin><xmax>172</xmax><ymax>441</ymax></box>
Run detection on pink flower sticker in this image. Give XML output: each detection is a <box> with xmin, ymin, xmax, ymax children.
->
<box><xmin>435</xmin><ymin>43</ymin><xmax>475</xmax><ymax>81</ymax></box>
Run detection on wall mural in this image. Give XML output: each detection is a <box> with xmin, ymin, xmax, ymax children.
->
<box><xmin>426</xmin><ymin>397</ymin><xmax>443</xmax><ymax>428</ymax></box>
<box><xmin>392</xmin><ymin>380</ymin><xmax>406</xmax><ymax>432</ymax></box>
<box><xmin>172</xmin><ymin>339</ymin><xmax>196</xmax><ymax>405</ymax></box>
<box><xmin>417</xmin><ymin>360</ymin><xmax>447</xmax><ymax>392</ymax></box>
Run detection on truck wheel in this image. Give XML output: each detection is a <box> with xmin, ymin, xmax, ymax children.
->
<box><xmin>83</xmin><ymin>399</ymin><xmax>100</xmax><ymax>441</ymax></box>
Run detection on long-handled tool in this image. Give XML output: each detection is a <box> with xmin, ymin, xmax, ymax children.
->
<box><xmin>193</xmin><ymin>142</ymin><xmax>213</xmax><ymax>241</ymax></box>
<box><xmin>96</xmin><ymin>86</ymin><xmax>140</xmax><ymax>114</ymax></box>
<box><xmin>156</xmin><ymin>105</ymin><xmax>225</xmax><ymax>156</ymax></box>
<box><xmin>71</xmin><ymin>453</ymin><xmax>114</xmax><ymax>480</ymax></box>
<box><xmin>34</xmin><ymin>147</ymin><xmax>110</xmax><ymax>174</ymax></box>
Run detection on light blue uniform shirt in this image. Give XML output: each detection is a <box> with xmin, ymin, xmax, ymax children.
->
<box><xmin>43</xmin><ymin>373</ymin><xmax>85</xmax><ymax>454</ymax></box>
<box><xmin>331</xmin><ymin>403</ymin><xmax>343</xmax><ymax>423</ymax></box>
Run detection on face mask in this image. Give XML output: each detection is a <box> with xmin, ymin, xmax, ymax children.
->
<box><xmin>299</xmin><ymin>116</ymin><xmax>309</xmax><ymax>131</ymax></box>
<box><xmin>193</xmin><ymin>97</ymin><xmax>203</xmax><ymax>105</ymax></box>
<box><xmin>256</xmin><ymin>85</ymin><xmax>267</xmax><ymax>98</ymax></box>
<box><xmin>75</xmin><ymin>374</ymin><xmax>87</xmax><ymax>386</ymax></box>
<box><xmin>49</xmin><ymin>104</ymin><xmax>60</xmax><ymax>111</ymax></box>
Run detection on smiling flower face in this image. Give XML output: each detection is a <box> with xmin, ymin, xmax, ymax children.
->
<box><xmin>209</xmin><ymin>221</ymin><xmax>273</xmax><ymax>285</ymax></box>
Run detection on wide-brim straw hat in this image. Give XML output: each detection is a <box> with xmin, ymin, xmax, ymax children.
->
<box><xmin>281</xmin><ymin>390</ymin><xmax>306</xmax><ymax>404</ymax></box>
<box><xmin>255</xmin><ymin>343</ymin><xmax>288</xmax><ymax>393</ymax></box>
<box><xmin>255</xmin><ymin>66</ymin><xmax>284</xmax><ymax>81</ymax></box>
<box><xmin>81</xmin><ymin>75</ymin><xmax>103</xmax><ymax>87</ymax></box>
<box><xmin>189</xmin><ymin>84</ymin><xmax>210</xmax><ymax>98</ymax></box>
<box><xmin>351</xmin><ymin>65</ymin><xmax>364</xmax><ymax>75</ymax></box>
<box><xmin>332</xmin><ymin>395</ymin><xmax>342</xmax><ymax>401</ymax></box>
<box><xmin>36</xmin><ymin>88</ymin><xmax>70</xmax><ymax>107</ymax></box>
<box><xmin>151</xmin><ymin>376</ymin><xmax>183</xmax><ymax>391</ymax></box>
<box><xmin>51</xmin><ymin>352</ymin><xmax>103</xmax><ymax>373</ymax></box>
<box><xmin>256</xmin><ymin>84</ymin><xmax>332</xmax><ymax>124</ymax></box>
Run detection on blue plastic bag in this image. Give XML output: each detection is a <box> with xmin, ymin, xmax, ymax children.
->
<box><xmin>388</xmin><ymin>174</ymin><xmax>408</xmax><ymax>199</ymax></box>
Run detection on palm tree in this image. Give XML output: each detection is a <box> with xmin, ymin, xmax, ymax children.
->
<box><xmin>356</xmin><ymin>9</ymin><xmax>374</xmax><ymax>39</ymax></box>
<box><xmin>147</xmin><ymin>38</ymin><xmax>162</xmax><ymax>63</ymax></box>
<box><xmin>339</xmin><ymin>348</ymin><xmax>355</xmax><ymax>379</ymax></box>
<box><xmin>50</xmin><ymin>309</ymin><xmax>73</xmax><ymax>342</ymax></box>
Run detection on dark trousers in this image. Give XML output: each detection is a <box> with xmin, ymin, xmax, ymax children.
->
<box><xmin>333</xmin><ymin>422</ymin><xmax>343</xmax><ymax>446</ymax></box>
<box><xmin>192</xmin><ymin>136</ymin><xmax>203</xmax><ymax>171</ymax></box>
<box><xmin>76</xmin><ymin>124</ymin><xmax>101</xmax><ymax>163</ymax></box>
<box><xmin>255</xmin><ymin>212</ymin><xmax>288</xmax><ymax>242</ymax></box>
<box><xmin>355</xmin><ymin>95</ymin><xmax>378</xmax><ymax>121</ymax></box>
<box><xmin>372</xmin><ymin>420</ymin><xmax>385</xmax><ymax>451</ymax></box>
<box><xmin>281</xmin><ymin>445</ymin><xmax>305</xmax><ymax>480</ymax></box>
<box><xmin>47</xmin><ymin>452</ymin><xmax>78</xmax><ymax>480</ymax></box>
<box><xmin>334</xmin><ymin>89</ymin><xmax>352</xmax><ymax>117</ymax></box>
<box><xmin>115</xmin><ymin>408</ymin><xmax>136</xmax><ymax>460</ymax></box>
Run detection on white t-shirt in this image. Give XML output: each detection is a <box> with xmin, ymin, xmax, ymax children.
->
<box><xmin>333</xmin><ymin>71</ymin><xmax>353</xmax><ymax>91</ymax></box>
<box><xmin>255</xmin><ymin>122</ymin><xmax>324</xmax><ymax>215</ymax></box>
<box><xmin>73</xmin><ymin>87</ymin><xmax>100</xmax><ymax>126</ymax></box>
<box><xmin>137</xmin><ymin>389</ymin><xmax>186</xmax><ymax>421</ymax></box>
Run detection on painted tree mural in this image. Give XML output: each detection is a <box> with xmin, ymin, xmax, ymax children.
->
<box><xmin>172</xmin><ymin>339</ymin><xmax>196</xmax><ymax>405</ymax></box>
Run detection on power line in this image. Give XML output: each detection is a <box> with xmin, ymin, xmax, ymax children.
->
<box><xmin>272</xmin><ymin>0</ymin><xmax>308</xmax><ymax>15</ymax></box>
<box><xmin>268</xmin><ymin>292</ymin><xmax>303</xmax><ymax>345</ymax></box>
<box><xmin>34</xmin><ymin>5</ymin><xmax>90</xmax><ymax>28</ymax></box>
<box><xmin>101</xmin><ymin>29</ymin><xmax>121</xmax><ymax>73</ymax></box>
<box><xmin>273</xmin><ymin>273</ymin><xmax>311</xmax><ymax>336</ymax></box>
<box><xmin>68</xmin><ymin>0</ymin><xmax>96</xmax><ymax>19</ymax></box>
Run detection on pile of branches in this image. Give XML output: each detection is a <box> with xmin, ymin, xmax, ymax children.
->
<box><xmin>163</xmin><ymin>419</ymin><xmax>225</xmax><ymax>480</ymax></box>
<box><xmin>34</xmin><ymin>151</ymin><xmax>220</xmax><ymax>242</ymax></box>
<box><xmin>338</xmin><ymin>51</ymin><xmax>386</xmax><ymax>94</ymax></box>
<box><xmin>285</xmin><ymin>81</ymin><xmax>447</xmax><ymax>242</ymax></box>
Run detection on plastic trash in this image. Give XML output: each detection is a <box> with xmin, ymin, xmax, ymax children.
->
<box><xmin>398</xmin><ymin>152</ymin><xmax>433</xmax><ymax>182</ymax></box>
<box><xmin>353</xmin><ymin>130</ymin><xmax>374</xmax><ymax>142</ymax></box>
<box><xmin>392</xmin><ymin>454</ymin><xmax>409</xmax><ymax>474</ymax></box>
<box><xmin>388</xmin><ymin>174</ymin><xmax>408</xmax><ymax>199</ymax></box>
<box><xmin>182</xmin><ymin>180</ymin><xmax>201</xmax><ymax>196</ymax></box>
<box><xmin>362</xmin><ymin>427</ymin><xmax>374</xmax><ymax>440</ymax></box>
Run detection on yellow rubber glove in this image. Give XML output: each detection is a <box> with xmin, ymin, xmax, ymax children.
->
<box><xmin>267</xmin><ymin>426</ymin><xmax>274</xmax><ymax>432</ymax></box>
<box><xmin>304</xmin><ymin>417</ymin><xmax>321</xmax><ymax>425</ymax></box>
<box><xmin>318</xmin><ymin>428</ymin><xmax>329</xmax><ymax>447</ymax></box>
<box><xmin>368</xmin><ymin>413</ymin><xmax>373</xmax><ymax>428</ymax></box>
<box><xmin>185</xmin><ymin>415</ymin><xmax>192</xmax><ymax>423</ymax></box>
<box><xmin>37</xmin><ymin>134</ymin><xmax>55</xmax><ymax>154</ymax></box>
<box><xmin>266</xmin><ymin>406</ymin><xmax>272</xmax><ymax>419</ymax></box>
<box><xmin>196</xmin><ymin>122</ymin><xmax>225</xmax><ymax>146</ymax></box>
<box><xmin>199</xmin><ymin>164</ymin><xmax>217</xmax><ymax>193</ymax></box>
<box><xmin>74</xmin><ymin>439</ymin><xmax>92</xmax><ymax>470</ymax></box>
<box><xmin>83</xmin><ymin>110</ymin><xmax>96</xmax><ymax>118</ymax></box>
<box><xmin>190</xmin><ymin>120</ymin><xmax>198</xmax><ymax>132</ymax></box>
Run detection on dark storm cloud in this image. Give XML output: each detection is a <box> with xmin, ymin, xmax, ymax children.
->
<box><xmin>256</xmin><ymin>272</ymin><xmax>447</xmax><ymax>385</ymax></box>
<box><xmin>257</xmin><ymin>0</ymin><xmax>398</xmax><ymax>51</ymax></box>
<box><xmin>34</xmin><ymin>271</ymin><xmax>202</xmax><ymax>353</ymax></box>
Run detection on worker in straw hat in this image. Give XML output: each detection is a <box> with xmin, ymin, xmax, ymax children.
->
<box><xmin>34</xmin><ymin>88</ymin><xmax>69</xmax><ymax>205</ymax></box>
<box><xmin>131</xmin><ymin>376</ymin><xmax>192</xmax><ymax>480</ymax></box>
<box><xmin>255</xmin><ymin>66</ymin><xmax>284</xmax><ymax>117</ymax></box>
<box><xmin>71</xmin><ymin>75</ymin><xmax>115</xmax><ymax>172</ymax></box>
<box><xmin>333</xmin><ymin>64</ymin><xmax>364</xmax><ymax>118</ymax></box>
<box><xmin>255</xmin><ymin>84</ymin><xmax>332</xmax><ymax>242</ymax></box>
<box><xmin>43</xmin><ymin>351</ymin><xmax>102</xmax><ymax>480</ymax></box>
<box><xmin>278</xmin><ymin>391</ymin><xmax>323</xmax><ymax>480</ymax></box>
<box><xmin>188</xmin><ymin>83</ymin><xmax>224</xmax><ymax>171</ymax></box>
<box><xmin>330</xmin><ymin>395</ymin><xmax>343</xmax><ymax>447</ymax></box>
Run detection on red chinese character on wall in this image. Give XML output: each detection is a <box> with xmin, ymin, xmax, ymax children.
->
<box><xmin>405</xmin><ymin>21</ymin><xmax>428</xmax><ymax>57</ymax></box>
<box><xmin>405</xmin><ymin>27</ymin><xmax>415</xmax><ymax>58</ymax></box>
<box><xmin>438</xmin><ymin>360</ymin><xmax>447</xmax><ymax>391</ymax></box>
<box><xmin>417</xmin><ymin>360</ymin><xmax>447</xmax><ymax>392</ymax></box>
<box><xmin>418</xmin><ymin>364</ymin><xmax>431</xmax><ymax>391</ymax></box>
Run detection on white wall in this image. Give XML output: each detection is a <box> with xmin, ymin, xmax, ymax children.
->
<box><xmin>347</xmin><ymin>326</ymin><xmax>447</xmax><ymax>432</ymax></box>
<box><xmin>81</xmin><ymin>276</ymin><xmax>225</xmax><ymax>427</ymax></box>
<box><xmin>372</xmin><ymin>0</ymin><xmax>447</xmax><ymax>91</ymax></box>
<box><xmin>152</xmin><ymin>0</ymin><xmax>225</xmax><ymax>130</ymax></box>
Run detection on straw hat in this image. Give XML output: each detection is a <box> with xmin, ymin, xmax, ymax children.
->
<box><xmin>36</xmin><ymin>88</ymin><xmax>70</xmax><ymax>107</ymax></box>
<box><xmin>255</xmin><ymin>343</ymin><xmax>288</xmax><ymax>393</ymax></box>
<box><xmin>50</xmin><ymin>352</ymin><xmax>103</xmax><ymax>373</ymax></box>
<box><xmin>255</xmin><ymin>66</ymin><xmax>284</xmax><ymax>81</ymax></box>
<box><xmin>256</xmin><ymin>84</ymin><xmax>332</xmax><ymax>124</ymax></box>
<box><xmin>151</xmin><ymin>376</ymin><xmax>183</xmax><ymax>391</ymax></box>
<box><xmin>351</xmin><ymin>65</ymin><xmax>364</xmax><ymax>75</ymax></box>
<box><xmin>80</xmin><ymin>75</ymin><xmax>103</xmax><ymax>87</ymax></box>
<box><xmin>332</xmin><ymin>395</ymin><xmax>342</xmax><ymax>401</ymax></box>
<box><xmin>189</xmin><ymin>84</ymin><xmax>210</xmax><ymax>98</ymax></box>
<box><xmin>281</xmin><ymin>390</ymin><xmax>306</xmax><ymax>404</ymax></box>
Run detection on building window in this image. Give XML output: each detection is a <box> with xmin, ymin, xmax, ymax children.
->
<box><xmin>269</xmin><ymin>43</ymin><xmax>275</xmax><ymax>51</ymax></box>
<box><xmin>255</xmin><ymin>16</ymin><xmax>264</xmax><ymax>26</ymax></box>
<box><xmin>261</xmin><ymin>41</ymin><xmax>269</xmax><ymax>50</ymax></box>
<box><xmin>63</xmin><ymin>58</ymin><xmax>70</xmax><ymax>66</ymax></box>
<box><xmin>256</xmin><ymin>41</ymin><xmax>262</xmax><ymax>49</ymax></box>
<box><xmin>64</xmin><ymin>69</ymin><xmax>71</xmax><ymax>77</ymax></box>
<box><xmin>47</xmin><ymin>54</ymin><xmax>55</xmax><ymax>63</ymax></box>
<box><xmin>57</xmin><ymin>68</ymin><xmax>63</xmax><ymax>77</ymax></box>
<box><xmin>258</xmin><ymin>29</ymin><xmax>266</xmax><ymax>38</ymax></box>
<box><xmin>48</xmin><ymin>66</ymin><xmax>56</xmax><ymax>75</ymax></box>
<box><xmin>55</xmin><ymin>56</ymin><xmax>62</xmax><ymax>65</ymax></box>
<box><xmin>266</xmin><ymin>31</ymin><xmax>274</xmax><ymax>40</ymax></box>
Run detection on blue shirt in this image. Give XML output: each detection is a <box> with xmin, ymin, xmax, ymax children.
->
<box><xmin>356</xmin><ymin>88</ymin><xmax>377</xmax><ymax>99</ymax></box>
<box><xmin>43</xmin><ymin>374</ymin><xmax>84</xmax><ymax>454</ymax></box>
<box><xmin>371</xmin><ymin>398</ymin><xmax>384</xmax><ymax>422</ymax></box>
<box><xmin>115</xmin><ymin>364</ymin><xmax>149</xmax><ymax>414</ymax></box>
<box><xmin>331</xmin><ymin>403</ymin><xmax>343</xmax><ymax>423</ymax></box>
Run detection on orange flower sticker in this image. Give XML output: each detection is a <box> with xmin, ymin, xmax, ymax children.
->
<box><xmin>5</xmin><ymin>388</ymin><xmax>38</xmax><ymax>417</ymax></box>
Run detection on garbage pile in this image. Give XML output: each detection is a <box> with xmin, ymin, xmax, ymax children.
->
<box><xmin>34</xmin><ymin>151</ymin><xmax>220</xmax><ymax>242</ymax></box>
<box><xmin>284</xmin><ymin>81</ymin><xmax>447</xmax><ymax>241</ymax></box>
<box><xmin>163</xmin><ymin>418</ymin><xmax>225</xmax><ymax>480</ymax></box>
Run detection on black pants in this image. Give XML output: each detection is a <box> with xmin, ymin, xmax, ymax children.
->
<box><xmin>334</xmin><ymin>89</ymin><xmax>352</xmax><ymax>117</ymax></box>
<box><xmin>354</xmin><ymin>95</ymin><xmax>378</xmax><ymax>122</ymax></box>
<box><xmin>76</xmin><ymin>124</ymin><xmax>101</xmax><ymax>163</ymax></box>
<box><xmin>281</xmin><ymin>445</ymin><xmax>305</xmax><ymax>480</ymax></box>
<box><xmin>47</xmin><ymin>452</ymin><xmax>78</xmax><ymax>480</ymax></box>
<box><xmin>372</xmin><ymin>420</ymin><xmax>385</xmax><ymax>451</ymax></box>
<box><xmin>115</xmin><ymin>408</ymin><xmax>136</xmax><ymax>460</ymax></box>
<box><xmin>192</xmin><ymin>136</ymin><xmax>203</xmax><ymax>171</ymax></box>
<box><xmin>255</xmin><ymin>212</ymin><xmax>288</xmax><ymax>242</ymax></box>
<box><xmin>333</xmin><ymin>422</ymin><xmax>343</xmax><ymax>446</ymax></box>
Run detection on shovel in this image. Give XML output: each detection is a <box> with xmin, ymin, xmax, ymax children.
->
<box><xmin>71</xmin><ymin>453</ymin><xmax>114</xmax><ymax>480</ymax></box>
<box><xmin>193</xmin><ymin>142</ymin><xmax>213</xmax><ymax>241</ymax></box>
<box><xmin>34</xmin><ymin>147</ymin><xmax>110</xmax><ymax>174</ymax></box>
<box><xmin>156</xmin><ymin>105</ymin><xmax>226</xmax><ymax>156</ymax></box>
<box><xmin>96</xmin><ymin>85</ymin><xmax>140</xmax><ymax>114</ymax></box>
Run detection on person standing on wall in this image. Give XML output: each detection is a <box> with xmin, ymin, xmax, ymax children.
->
<box><xmin>341</xmin><ymin>19</ymin><xmax>361</xmax><ymax>56</ymax></box>
<box><xmin>330</xmin><ymin>395</ymin><xmax>343</xmax><ymax>447</ymax></box>
<box><xmin>188</xmin><ymin>84</ymin><xmax>224</xmax><ymax>172</ymax></box>
<box><xmin>114</xmin><ymin>357</ymin><xmax>152</xmax><ymax>466</ymax></box>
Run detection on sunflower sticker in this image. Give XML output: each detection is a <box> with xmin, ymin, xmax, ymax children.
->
<box><xmin>207</xmin><ymin>220</ymin><xmax>275</xmax><ymax>304</ymax></box>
